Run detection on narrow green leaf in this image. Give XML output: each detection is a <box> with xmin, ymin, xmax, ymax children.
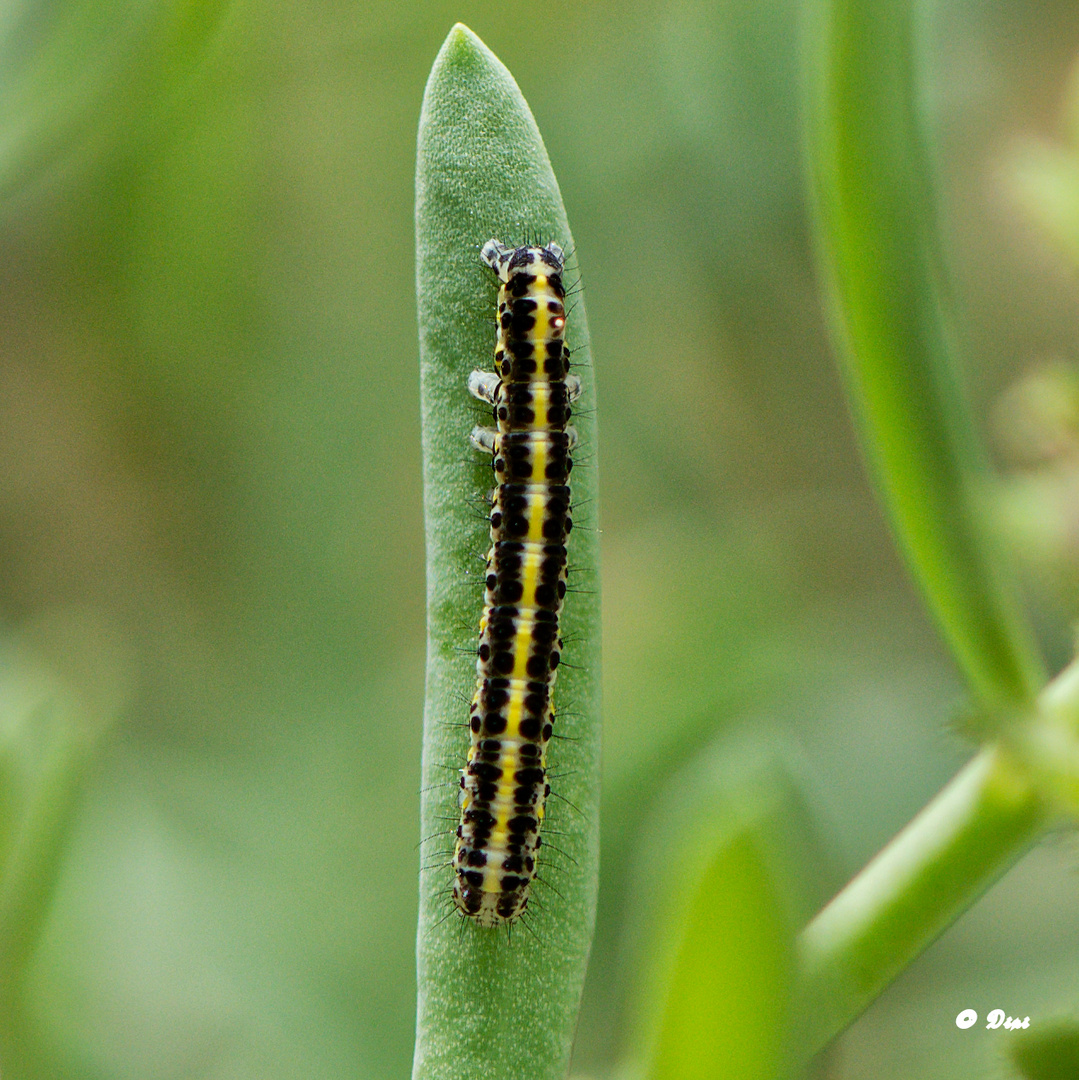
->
<box><xmin>414</xmin><ymin>25</ymin><xmax>601</xmax><ymax>1080</ymax></box>
<box><xmin>804</xmin><ymin>1</ymin><xmax>1044</xmax><ymax>713</ymax></box>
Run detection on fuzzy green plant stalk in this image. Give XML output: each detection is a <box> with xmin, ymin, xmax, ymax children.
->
<box><xmin>413</xmin><ymin>25</ymin><xmax>601</xmax><ymax>1080</ymax></box>
<box><xmin>799</xmin><ymin>0</ymin><xmax>1053</xmax><ymax>1052</ymax></box>
<box><xmin>805</xmin><ymin>0</ymin><xmax>1044</xmax><ymax>715</ymax></box>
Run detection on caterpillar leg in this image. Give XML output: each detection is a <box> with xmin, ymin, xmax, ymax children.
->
<box><xmin>470</xmin><ymin>425</ymin><xmax>497</xmax><ymax>454</ymax></box>
<box><xmin>564</xmin><ymin>374</ymin><xmax>582</xmax><ymax>402</ymax></box>
<box><xmin>480</xmin><ymin>239</ymin><xmax>514</xmax><ymax>276</ymax></box>
<box><xmin>566</xmin><ymin>425</ymin><xmax>579</xmax><ymax>450</ymax></box>
<box><xmin>468</xmin><ymin>370</ymin><xmax>501</xmax><ymax>404</ymax></box>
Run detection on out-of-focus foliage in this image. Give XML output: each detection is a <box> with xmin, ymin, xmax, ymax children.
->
<box><xmin>0</xmin><ymin>1</ymin><xmax>1077</xmax><ymax>1079</ymax></box>
<box><xmin>1004</xmin><ymin>54</ymin><xmax>1079</xmax><ymax>271</ymax></box>
<box><xmin>996</xmin><ymin>65</ymin><xmax>1079</xmax><ymax>631</ymax></box>
<box><xmin>0</xmin><ymin>622</ymin><xmax>113</xmax><ymax>1077</ymax></box>
<box><xmin>993</xmin><ymin>361</ymin><xmax>1079</xmax><ymax>618</ymax></box>
<box><xmin>618</xmin><ymin>743</ymin><xmax>817</xmax><ymax>1080</ymax></box>
<box><xmin>1008</xmin><ymin>1018</ymin><xmax>1079</xmax><ymax>1079</ymax></box>
<box><xmin>0</xmin><ymin>0</ymin><xmax>229</xmax><ymax>202</ymax></box>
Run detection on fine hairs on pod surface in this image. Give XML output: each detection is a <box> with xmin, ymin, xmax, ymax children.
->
<box><xmin>413</xmin><ymin>22</ymin><xmax>602</xmax><ymax>1080</ymax></box>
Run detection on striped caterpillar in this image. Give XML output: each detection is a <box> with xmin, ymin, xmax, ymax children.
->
<box><xmin>452</xmin><ymin>239</ymin><xmax>580</xmax><ymax>926</ymax></box>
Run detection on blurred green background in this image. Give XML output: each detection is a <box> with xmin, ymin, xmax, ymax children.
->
<box><xmin>2</xmin><ymin>1</ymin><xmax>1079</xmax><ymax>1077</ymax></box>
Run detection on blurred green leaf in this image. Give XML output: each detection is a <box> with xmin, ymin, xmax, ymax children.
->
<box><xmin>622</xmin><ymin>743</ymin><xmax>805</xmax><ymax>1080</ymax></box>
<box><xmin>1008</xmin><ymin>1019</ymin><xmax>1079</xmax><ymax>1080</ymax></box>
<box><xmin>646</xmin><ymin>836</ymin><xmax>788</xmax><ymax>1080</ymax></box>
<box><xmin>0</xmin><ymin>0</ymin><xmax>229</xmax><ymax>205</ymax></box>
<box><xmin>805</xmin><ymin>0</ymin><xmax>1044</xmax><ymax>715</ymax></box>
<box><xmin>414</xmin><ymin>23</ymin><xmax>601</xmax><ymax>1080</ymax></box>
<box><xmin>0</xmin><ymin>628</ymin><xmax>105</xmax><ymax>1075</ymax></box>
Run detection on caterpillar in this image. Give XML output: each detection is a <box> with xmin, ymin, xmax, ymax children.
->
<box><xmin>451</xmin><ymin>238</ymin><xmax>580</xmax><ymax>926</ymax></box>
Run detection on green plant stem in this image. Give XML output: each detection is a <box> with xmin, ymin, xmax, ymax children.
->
<box><xmin>797</xmin><ymin>743</ymin><xmax>1045</xmax><ymax>1053</ymax></box>
<box><xmin>805</xmin><ymin>0</ymin><xmax>1044</xmax><ymax>714</ymax></box>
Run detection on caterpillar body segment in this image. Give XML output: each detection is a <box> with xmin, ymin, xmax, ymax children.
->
<box><xmin>453</xmin><ymin>240</ymin><xmax>575</xmax><ymax>926</ymax></box>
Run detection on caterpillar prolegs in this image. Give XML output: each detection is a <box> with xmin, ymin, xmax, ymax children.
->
<box><xmin>452</xmin><ymin>239</ymin><xmax>580</xmax><ymax>926</ymax></box>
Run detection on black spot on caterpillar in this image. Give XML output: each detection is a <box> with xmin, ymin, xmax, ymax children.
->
<box><xmin>452</xmin><ymin>239</ymin><xmax>580</xmax><ymax>926</ymax></box>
